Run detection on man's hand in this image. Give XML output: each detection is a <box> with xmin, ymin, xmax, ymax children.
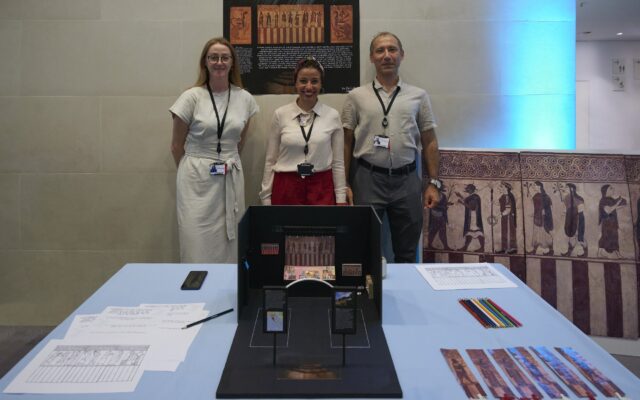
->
<box><xmin>423</xmin><ymin>185</ymin><xmax>441</xmax><ymax>209</ymax></box>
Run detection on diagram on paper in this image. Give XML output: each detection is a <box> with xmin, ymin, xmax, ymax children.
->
<box><xmin>416</xmin><ymin>263</ymin><xmax>517</xmax><ymax>290</ymax></box>
<box><xmin>4</xmin><ymin>341</ymin><xmax>150</xmax><ymax>394</ymax></box>
<box><xmin>26</xmin><ymin>344</ymin><xmax>148</xmax><ymax>384</ymax></box>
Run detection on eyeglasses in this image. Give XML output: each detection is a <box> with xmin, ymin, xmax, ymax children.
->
<box><xmin>207</xmin><ymin>54</ymin><xmax>232</xmax><ymax>63</ymax></box>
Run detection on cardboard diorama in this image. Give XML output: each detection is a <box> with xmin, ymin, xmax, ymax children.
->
<box><xmin>216</xmin><ymin>206</ymin><xmax>402</xmax><ymax>398</ymax></box>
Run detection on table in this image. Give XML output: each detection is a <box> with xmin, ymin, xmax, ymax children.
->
<box><xmin>1</xmin><ymin>263</ymin><xmax>639</xmax><ymax>399</ymax></box>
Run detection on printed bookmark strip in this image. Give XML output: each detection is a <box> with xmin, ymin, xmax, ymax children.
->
<box><xmin>467</xmin><ymin>349</ymin><xmax>515</xmax><ymax>399</ymax></box>
<box><xmin>441</xmin><ymin>349</ymin><xmax>487</xmax><ymax>399</ymax></box>
<box><xmin>490</xmin><ymin>348</ymin><xmax>543</xmax><ymax>399</ymax></box>
<box><xmin>531</xmin><ymin>346</ymin><xmax>596</xmax><ymax>398</ymax></box>
<box><xmin>507</xmin><ymin>347</ymin><xmax>568</xmax><ymax>399</ymax></box>
<box><xmin>459</xmin><ymin>298</ymin><xmax>521</xmax><ymax>328</ymax></box>
<box><xmin>556</xmin><ymin>347</ymin><xmax>626</xmax><ymax>397</ymax></box>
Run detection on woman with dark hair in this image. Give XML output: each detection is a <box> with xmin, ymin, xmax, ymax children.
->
<box><xmin>169</xmin><ymin>37</ymin><xmax>258</xmax><ymax>263</ymax></box>
<box><xmin>260</xmin><ymin>57</ymin><xmax>346</xmax><ymax>205</ymax></box>
<box><xmin>598</xmin><ymin>184</ymin><xmax>626</xmax><ymax>257</ymax></box>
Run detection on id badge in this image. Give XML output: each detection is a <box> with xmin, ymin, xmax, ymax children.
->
<box><xmin>210</xmin><ymin>162</ymin><xmax>227</xmax><ymax>176</ymax></box>
<box><xmin>373</xmin><ymin>135</ymin><xmax>390</xmax><ymax>149</ymax></box>
<box><xmin>297</xmin><ymin>162</ymin><xmax>314</xmax><ymax>177</ymax></box>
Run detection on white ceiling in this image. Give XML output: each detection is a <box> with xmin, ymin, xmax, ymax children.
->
<box><xmin>576</xmin><ymin>0</ymin><xmax>640</xmax><ymax>41</ymax></box>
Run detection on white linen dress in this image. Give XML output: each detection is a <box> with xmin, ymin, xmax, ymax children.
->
<box><xmin>170</xmin><ymin>85</ymin><xmax>258</xmax><ymax>263</ymax></box>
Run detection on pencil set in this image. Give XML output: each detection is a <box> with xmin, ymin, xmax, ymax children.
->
<box><xmin>458</xmin><ymin>298</ymin><xmax>522</xmax><ymax>328</ymax></box>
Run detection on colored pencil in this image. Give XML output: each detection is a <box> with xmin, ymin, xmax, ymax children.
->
<box><xmin>480</xmin><ymin>298</ymin><xmax>514</xmax><ymax>328</ymax></box>
<box><xmin>463</xmin><ymin>299</ymin><xmax>496</xmax><ymax>328</ymax></box>
<box><xmin>459</xmin><ymin>299</ymin><xmax>491</xmax><ymax>328</ymax></box>
<box><xmin>471</xmin><ymin>298</ymin><xmax>504</xmax><ymax>328</ymax></box>
<box><xmin>486</xmin><ymin>298</ymin><xmax>522</xmax><ymax>327</ymax></box>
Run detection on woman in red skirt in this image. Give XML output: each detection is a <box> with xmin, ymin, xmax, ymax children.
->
<box><xmin>260</xmin><ymin>57</ymin><xmax>347</xmax><ymax>205</ymax></box>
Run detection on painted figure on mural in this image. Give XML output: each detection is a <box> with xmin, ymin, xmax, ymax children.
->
<box><xmin>456</xmin><ymin>184</ymin><xmax>485</xmax><ymax>252</ymax></box>
<box><xmin>597</xmin><ymin>184</ymin><xmax>626</xmax><ymax>258</ymax></box>
<box><xmin>531</xmin><ymin>181</ymin><xmax>554</xmax><ymax>255</ymax></box>
<box><xmin>561</xmin><ymin>183</ymin><xmax>588</xmax><ymax>257</ymax></box>
<box><xmin>498</xmin><ymin>182</ymin><xmax>517</xmax><ymax>254</ymax></box>
<box><xmin>427</xmin><ymin>185</ymin><xmax>452</xmax><ymax>250</ymax></box>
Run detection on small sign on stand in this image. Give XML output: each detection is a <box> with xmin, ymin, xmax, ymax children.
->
<box><xmin>263</xmin><ymin>286</ymin><xmax>288</xmax><ymax>365</ymax></box>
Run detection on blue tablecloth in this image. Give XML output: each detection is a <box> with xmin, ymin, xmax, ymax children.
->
<box><xmin>1</xmin><ymin>263</ymin><xmax>638</xmax><ymax>399</ymax></box>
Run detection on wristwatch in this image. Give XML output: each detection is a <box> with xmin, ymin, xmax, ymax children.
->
<box><xmin>428</xmin><ymin>178</ymin><xmax>443</xmax><ymax>191</ymax></box>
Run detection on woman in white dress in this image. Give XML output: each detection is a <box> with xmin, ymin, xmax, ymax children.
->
<box><xmin>170</xmin><ymin>37</ymin><xmax>258</xmax><ymax>263</ymax></box>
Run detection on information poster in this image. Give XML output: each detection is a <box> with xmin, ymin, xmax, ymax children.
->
<box><xmin>224</xmin><ymin>0</ymin><xmax>359</xmax><ymax>94</ymax></box>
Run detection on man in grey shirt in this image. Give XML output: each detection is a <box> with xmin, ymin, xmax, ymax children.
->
<box><xmin>341</xmin><ymin>32</ymin><xmax>442</xmax><ymax>263</ymax></box>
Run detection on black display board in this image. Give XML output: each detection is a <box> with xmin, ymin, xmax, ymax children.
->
<box><xmin>237</xmin><ymin>206</ymin><xmax>383</xmax><ymax>317</ymax></box>
<box><xmin>217</xmin><ymin>206</ymin><xmax>402</xmax><ymax>398</ymax></box>
<box><xmin>223</xmin><ymin>0</ymin><xmax>360</xmax><ymax>94</ymax></box>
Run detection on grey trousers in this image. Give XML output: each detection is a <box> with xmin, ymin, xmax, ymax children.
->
<box><xmin>352</xmin><ymin>161</ymin><xmax>423</xmax><ymax>263</ymax></box>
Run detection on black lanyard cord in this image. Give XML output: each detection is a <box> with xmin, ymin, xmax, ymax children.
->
<box><xmin>298</xmin><ymin>113</ymin><xmax>316</xmax><ymax>156</ymax></box>
<box><xmin>372</xmin><ymin>81</ymin><xmax>400</xmax><ymax>128</ymax></box>
<box><xmin>206</xmin><ymin>83</ymin><xmax>231</xmax><ymax>155</ymax></box>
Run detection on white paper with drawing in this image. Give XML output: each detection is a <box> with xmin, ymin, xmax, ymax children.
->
<box><xmin>416</xmin><ymin>263</ymin><xmax>517</xmax><ymax>290</ymax></box>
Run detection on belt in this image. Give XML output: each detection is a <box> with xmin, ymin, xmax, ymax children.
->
<box><xmin>357</xmin><ymin>158</ymin><xmax>416</xmax><ymax>176</ymax></box>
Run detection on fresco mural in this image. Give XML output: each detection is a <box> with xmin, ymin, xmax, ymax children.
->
<box><xmin>423</xmin><ymin>150</ymin><xmax>640</xmax><ymax>339</ymax></box>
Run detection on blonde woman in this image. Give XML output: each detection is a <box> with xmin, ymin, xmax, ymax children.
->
<box><xmin>170</xmin><ymin>37</ymin><xmax>258</xmax><ymax>262</ymax></box>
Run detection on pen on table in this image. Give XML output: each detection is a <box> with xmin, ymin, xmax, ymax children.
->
<box><xmin>182</xmin><ymin>308</ymin><xmax>234</xmax><ymax>329</ymax></box>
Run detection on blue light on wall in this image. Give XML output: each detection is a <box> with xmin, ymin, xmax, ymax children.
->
<box><xmin>496</xmin><ymin>2</ymin><xmax>576</xmax><ymax>150</ymax></box>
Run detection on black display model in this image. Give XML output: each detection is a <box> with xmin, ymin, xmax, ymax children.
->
<box><xmin>216</xmin><ymin>206</ymin><xmax>402</xmax><ymax>398</ymax></box>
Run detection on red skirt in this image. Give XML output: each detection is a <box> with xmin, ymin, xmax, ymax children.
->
<box><xmin>272</xmin><ymin>169</ymin><xmax>336</xmax><ymax>205</ymax></box>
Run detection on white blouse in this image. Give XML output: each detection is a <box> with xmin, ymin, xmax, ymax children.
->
<box><xmin>260</xmin><ymin>100</ymin><xmax>347</xmax><ymax>204</ymax></box>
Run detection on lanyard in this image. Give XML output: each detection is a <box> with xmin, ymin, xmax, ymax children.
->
<box><xmin>372</xmin><ymin>81</ymin><xmax>400</xmax><ymax>128</ymax></box>
<box><xmin>298</xmin><ymin>113</ymin><xmax>316</xmax><ymax>157</ymax></box>
<box><xmin>206</xmin><ymin>84</ymin><xmax>231</xmax><ymax>155</ymax></box>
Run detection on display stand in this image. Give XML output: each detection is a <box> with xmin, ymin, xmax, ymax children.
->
<box><xmin>216</xmin><ymin>206</ymin><xmax>402</xmax><ymax>398</ymax></box>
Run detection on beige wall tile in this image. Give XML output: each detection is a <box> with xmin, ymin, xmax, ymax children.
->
<box><xmin>21</xmin><ymin>173</ymin><xmax>178</xmax><ymax>250</ymax></box>
<box><xmin>423</xmin><ymin>0</ymin><xmax>573</xmax><ymax>21</ymax></box>
<box><xmin>0</xmin><ymin>0</ymin><xmax>100</xmax><ymax>20</ymax></box>
<box><xmin>101</xmin><ymin>96</ymin><xmax>176</xmax><ymax>172</ymax></box>
<box><xmin>361</xmin><ymin>0</ymin><xmax>571</xmax><ymax>21</ymax></box>
<box><xmin>0</xmin><ymin>249</ymin><xmax>178</xmax><ymax>325</ymax></box>
<box><xmin>21</xmin><ymin>21</ymin><xmax>183</xmax><ymax>96</ymax></box>
<box><xmin>359</xmin><ymin>0</ymin><xmax>429</xmax><ymax>19</ymax></box>
<box><xmin>179</xmin><ymin>20</ymin><xmax>225</xmax><ymax>90</ymax></box>
<box><xmin>0</xmin><ymin>96</ymin><xmax>100</xmax><ymax>172</ymax></box>
<box><xmin>98</xmin><ymin>21</ymin><xmax>182</xmax><ymax>96</ymax></box>
<box><xmin>0</xmin><ymin>175</ymin><xmax>20</xmax><ymax>249</ymax></box>
<box><xmin>361</xmin><ymin>20</ymin><xmax>575</xmax><ymax>97</ymax></box>
<box><xmin>0</xmin><ymin>21</ymin><xmax>21</xmax><ymax>95</ymax></box>
<box><xmin>430</xmin><ymin>94</ymin><xmax>575</xmax><ymax>148</ymax></box>
<box><xmin>101</xmin><ymin>0</ymin><xmax>219</xmax><ymax>21</ymax></box>
<box><xmin>21</xmin><ymin>21</ymin><xmax>103</xmax><ymax>95</ymax></box>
